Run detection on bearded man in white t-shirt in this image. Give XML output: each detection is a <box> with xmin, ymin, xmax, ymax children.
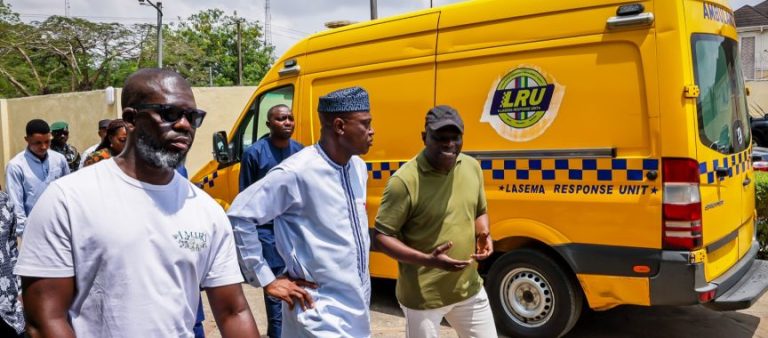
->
<box><xmin>15</xmin><ymin>69</ymin><xmax>261</xmax><ymax>337</ymax></box>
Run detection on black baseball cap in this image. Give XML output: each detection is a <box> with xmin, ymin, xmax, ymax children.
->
<box><xmin>425</xmin><ymin>105</ymin><xmax>464</xmax><ymax>133</ymax></box>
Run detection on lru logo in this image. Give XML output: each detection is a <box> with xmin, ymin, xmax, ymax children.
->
<box><xmin>490</xmin><ymin>68</ymin><xmax>555</xmax><ymax>129</ymax></box>
<box><xmin>481</xmin><ymin>66</ymin><xmax>565</xmax><ymax>142</ymax></box>
<box><xmin>499</xmin><ymin>85</ymin><xmax>553</xmax><ymax>110</ymax></box>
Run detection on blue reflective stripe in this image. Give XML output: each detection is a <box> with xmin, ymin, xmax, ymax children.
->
<box><xmin>493</xmin><ymin>170</ymin><xmax>505</xmax><ymax>180</ymax></box>
<box><xmin>582</xmin><ymin>159</ymin><xmax>597</xmax><ymax>170</ymax></box>
<box><xmin>542</xmin><ymin>170</ymin><xmax>556</xmax><ymax>180</ymax></box>
<box><xmin>555</xmin><ymin>159</ymin><xmax>569</xmax><ymax>169</ymax></box>
<box><xmin>627</xmin><ymin>170</ymin><xmax>644</xmax><ymax>181</ymax></box>
<box><xmin>568</xmin><ymin>170</ymin><xmax>582</xmax><ymax>180</ymax></box>
<box><xmin>529</xmin><ymin>159</ymin><xmax>542</xmax><ymax>170</ymax></box>
<box><xmin>517</xmin><ymin>170</ymin><xmax>529</xmax><ymax>180</ymax></box>
<box><xmin>612</xmin><ymin>159</ymin><xmax>627</xmax><ymax>170</ymax></box>
<box><xmin>698</xmin><ymin>150</ymin><xmax>752</xmax><ymax>184</ymax></box>
<box><xmin>367</xmin><ymin>158</ymin><xmax>664</xmax><ymax>183</ymax></box>
<box><xmin>481</xmin><ymin>160</ymin><xmax>492</xmax><ymax>170</ymax></box>
<box><xmin>643</xmin><ymin>159</ymin><xmax>659</xmax><ymax>170</ymax></box>
<box><xmin>504</xmin><ymin>160</ymin><xmax>516</xmax><ymax>170</ymax></box>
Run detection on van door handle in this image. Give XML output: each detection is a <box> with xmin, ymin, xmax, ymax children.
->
<box><xmin>607</xmin><ymin>12</ymin><xmax>655</xmax><ymax>29</ymax></box>
<box><xmin>715</xmin><ymin>167</ymin><xmax>729</xmax><ymax>178</ymax></box>
<box><xmin>744</xmin><ymin>177</ymin><xmax>752</xmax><ymax>186</ymax></box>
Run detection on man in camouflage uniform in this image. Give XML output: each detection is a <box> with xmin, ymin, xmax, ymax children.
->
<box><xmin>51</xmin><ymin>121</ymin><xmax>81</xmax><ymax>173</ymax></box>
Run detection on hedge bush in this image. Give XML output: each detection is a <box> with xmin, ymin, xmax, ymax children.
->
<box><xmin>756</xmin><ymin>172</ymin><xmax>768</xmax><ymax>259</ymax></box>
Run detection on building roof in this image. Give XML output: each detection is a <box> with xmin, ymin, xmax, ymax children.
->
<box><xmin>736</xmin><ymin>1</ymin><xmax>768</xmax><ymax>27</ymax></box>
<box><xmin>755</xmin><ymin>1</ymin><xmax>768</xmax><ymax>15</ymax></box>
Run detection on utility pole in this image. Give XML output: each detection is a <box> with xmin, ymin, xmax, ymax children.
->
<box><xmin>430</xmin><ymin>0</ymin><xmax>434</xmax><ymax>8</ymax></box>
<box><xmin>370</xmin><ymin>0</ymin><xmax>378</xmax><ymax>20</ymax></box>
<box><xmin>264</xmin><ymin>0</ymin><xmax>272</xmax><ymax>47</ymax></box>
<box><xmin>156</xmin><ymin>1</ymin><xmax>163</xmax><ymax>68</ymax></box>
<box><xmin>139</xmin><ymin>0</ymin><xmax>163</xmax><ymax>68</ymax></box>
<box><xmin>65</xmin><ymin>0</ymin><xmax>70</xmax><ymax>16</ymax></box>
<box><xmin>234</xmin><ymin>12</ymin><xmax>244</xmax><ymax>86</ymax></box>
<box><xmin>208</xmin><ymin>66</ymin><xmax>213</xmax><ymax>86</ymax></box>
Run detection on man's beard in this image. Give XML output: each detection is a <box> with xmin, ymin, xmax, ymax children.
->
<box><xmin>135</xmin><ymin>128</ymin><xmax>187</xmax><ymax>169</ymax></box>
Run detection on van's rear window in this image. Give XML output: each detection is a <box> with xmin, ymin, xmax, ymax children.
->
<box><xmin>692</xmin><ymin>34</ymin><xmax>750</xmax><ymax>154</ymax></box>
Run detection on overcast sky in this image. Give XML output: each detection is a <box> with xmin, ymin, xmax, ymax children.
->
<box><xmin>5</xmin><ymin>0</ymin><xmax>764</xmax><ymax>56</ymax></box>
<box><xmin>5</xmin><ymin>0</ymin><xmax>466</xmax><ymax>56</ymax></box>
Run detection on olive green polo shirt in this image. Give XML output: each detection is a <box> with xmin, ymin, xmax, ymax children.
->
<box><xmin>375</xmin><ymin>151</ymin><xmax>487</xmax><ymax>310</ymax></box>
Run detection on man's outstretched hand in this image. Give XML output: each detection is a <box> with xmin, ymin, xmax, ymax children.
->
<box><xmin>428</xmin><ymin>241</ymin><xmax>472</xmax><ymax>272</ymax></box>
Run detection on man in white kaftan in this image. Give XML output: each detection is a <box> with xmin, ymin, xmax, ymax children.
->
<box><xmin>228</xmin><ymin>86</ymin><xmax>375</xmax><ymax>338</ymax></box>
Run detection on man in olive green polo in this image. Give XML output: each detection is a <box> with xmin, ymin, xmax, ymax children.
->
<box><xmin>374</xmin><ymin>105</ymin><xmax>496</xmax><ymax>338</ymax></box>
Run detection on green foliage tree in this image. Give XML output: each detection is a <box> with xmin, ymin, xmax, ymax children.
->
<box><xmin>0</xmin><ymin>3</ymin><xmax>47</xmax><ymax>96</ymax></box>
<box><xmin>0</xmin><ymin>4</ymin><xmax>275</xmax><ymax>98</ymax></box>
<box><xmin>0</xmin><ymin>3</ymin><xmax>146</xmax><ymax>97</ymax></box>
<box><xmin>170</xmin><ymin>9</ymin><xmax>274</xmax><ymax>87</ymax></box>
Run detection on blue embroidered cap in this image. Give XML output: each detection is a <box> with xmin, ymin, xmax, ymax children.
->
<box><xmin>318</xmin><ymin>86</ymin><xmax>370</xmax><ymax>114</ymax></box>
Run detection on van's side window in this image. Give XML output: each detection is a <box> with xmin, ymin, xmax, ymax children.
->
<box><xmin>235</xmin><ymin>85</ymin><xmax>294</xmax><ymax>160</ymax></box>
<box><xmin>692</xmin><ymin>35</ymin><xmax>751</xmax><ymax>154</ymax></box>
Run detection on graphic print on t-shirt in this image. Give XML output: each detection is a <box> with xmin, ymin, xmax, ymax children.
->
<box><xmin>172</xmin><ymin>230</ymin><xmax>210</xmax><ymax>252</ymax></box>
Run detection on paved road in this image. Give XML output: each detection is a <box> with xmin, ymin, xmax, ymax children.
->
<box><xmin>203</xmin><ymin>278</ymin><xmax>768</xmax><ymax>337</ymax></box>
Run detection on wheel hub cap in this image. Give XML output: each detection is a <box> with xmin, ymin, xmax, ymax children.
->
<box><xmin>501</xmin><ymin>267</ymin><xmax>554</xmax><ymax>328</ymax></box>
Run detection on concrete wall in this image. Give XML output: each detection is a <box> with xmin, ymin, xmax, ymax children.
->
<box><xmin>186</xmin><ymin>87</ymin><xmax>256</xmax><ymax>175</ymax></box>
<box><xmin>1</xmin><ymin>90</ymin><xmax>122</xmax><ymax>170</ymax></box>
<box><xmin>747</xmin><ymin>80</ymin><xmax>768</xmax><ymax>118</ymax></box>
<box><xmin>0</xmin><ymin>86</ymin><xmax>256</xmax><ymax>188</ymax></box>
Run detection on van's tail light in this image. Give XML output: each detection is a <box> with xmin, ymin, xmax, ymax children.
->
<box><xmin>662</xmin><ymin>158</ymin><xmax>703</xmax><ymax>251</ymax></box>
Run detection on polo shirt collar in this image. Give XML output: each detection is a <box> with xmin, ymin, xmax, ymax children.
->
<box><xmin>416</xmin><ymin>150</ymin><xmax>462</xmax><ymax>174</ymax></box>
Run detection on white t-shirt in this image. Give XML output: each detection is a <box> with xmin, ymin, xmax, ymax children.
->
<box><xmin>15</xmin><ymin>158</ymin><xmax>243</xmax><ymax>337</ymax></box>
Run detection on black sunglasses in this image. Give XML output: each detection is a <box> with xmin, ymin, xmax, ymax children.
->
<box><xmin>132</xmin><ymin>103</ymin><xmax>207</xmax><ymax>128</ymax></box>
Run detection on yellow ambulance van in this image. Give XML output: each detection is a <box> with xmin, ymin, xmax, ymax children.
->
<box><xmin>192</xmin><ymin>0</ymin><xmax>768</xmax><ymax>336</ymax></box>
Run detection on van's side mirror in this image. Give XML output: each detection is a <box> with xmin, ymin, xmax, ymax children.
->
<box><xmin>212</xmin><ymin>131</ymin><xmax>233</xmax><ymax>164</ymax></box>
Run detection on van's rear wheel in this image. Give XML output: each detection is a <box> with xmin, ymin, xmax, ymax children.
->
<box><xmin>487</xmin><ymin>249</ymin><xmax>582</xmax><ymax>338</ymax></box>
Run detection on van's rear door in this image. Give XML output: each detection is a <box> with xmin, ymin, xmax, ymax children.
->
<box><xmin>686</xmin><ymin>0</ymin><xmax>754</xmax><ymax>282</ymax></box>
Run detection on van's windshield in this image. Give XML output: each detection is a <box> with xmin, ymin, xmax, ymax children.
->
<box><xmin>692</xmin><ymin>34</ymin><xmax>750</xmax><ymax>154</ymax></box>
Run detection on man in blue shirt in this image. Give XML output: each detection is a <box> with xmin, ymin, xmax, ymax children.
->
<box><xmin>238</xmin><ymin>104</ymin><xmax>303</xmax><ymax>338</ymax></box>
<box><xmin>5</xmin><ymin>119</ymin><xmax>69</xmax><ymax>236</ymax></box>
